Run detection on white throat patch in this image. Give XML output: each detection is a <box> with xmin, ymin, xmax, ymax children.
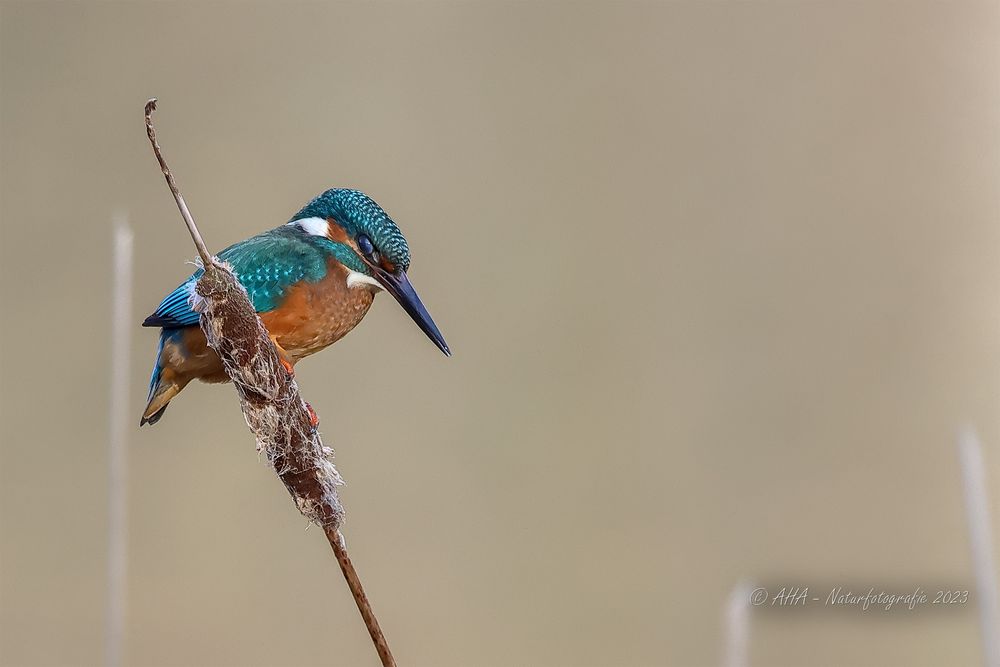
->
<box><xmin>289</xmin><ymin>216</ymin><xmax>330</xmax><ymax>237</ymax></box>
<box><xmin>346</xmin><ymin>270</ymin><xmax>383</xmax><ymax>291</ymax></box>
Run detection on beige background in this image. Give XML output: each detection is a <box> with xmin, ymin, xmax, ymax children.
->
<box><xmin>2</xmin><ymin>1</ymin><xmax>1000</xmax><ymax>666</ymax></box>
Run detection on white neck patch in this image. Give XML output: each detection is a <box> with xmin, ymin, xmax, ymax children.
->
<box><xmin>289</xmin><ymin>216</ymin><xmax>330</xmax><ymax>237</ymax></box>
<box><xmin>288</xmin><ymin>218</ymin><xmax>380</xmax><ymax>291</ymax></box>
<box><xmin>346</xmin><ymin>270</ymin><xmax>384</xmax><ymax>291</ymax></box>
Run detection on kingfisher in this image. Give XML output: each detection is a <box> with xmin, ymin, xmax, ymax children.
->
<box><xmin>140</xmin><ymin>188</ymin><xmax>449</xmax><ymax>426</ymax></box>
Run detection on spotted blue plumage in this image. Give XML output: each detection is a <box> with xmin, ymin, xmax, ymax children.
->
<box><xmin>140</xmin><ymin>187</ymin><xmax>441</xmax><ymax>426</ymax></box>
<box><xmin>143</xmin><ymin>226</ymin><xmax>331</xmax><ymax>329</ymax></box>
<box><xmin>141</xmin><ymin>226</ymin><xmax>335</xmax><ymax>413</ymax></box>
<box><xmin>292</xmin><ymin>188</ymin><xmax>411</xmax><ymax>271</ymax></box>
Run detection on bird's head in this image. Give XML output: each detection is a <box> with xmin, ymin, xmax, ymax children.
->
<box><xmin>288</xmin><ymin>188</ymin><xmax>450</xmax><ymax>356</ymax></box>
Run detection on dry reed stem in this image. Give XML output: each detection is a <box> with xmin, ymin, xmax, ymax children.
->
<box><xmin>106</xmin><ymin>219</ymin><xmax>132</xmax><ymax>667</ymax></box>
<box><xmin>144</xmin><ymin>99</ymin><xmax>396</xmax><ymax>667</ymax></box>
<box><xmin>959</xmin><ymin>427</ymin><xmax>1000</xmax><ymax>667</ymax></box>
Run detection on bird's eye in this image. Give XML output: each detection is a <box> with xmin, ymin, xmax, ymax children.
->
<box><xmin>357</xmin><ymin>234</ymin><xmax>374</xmax><ymax>258</ymax></box>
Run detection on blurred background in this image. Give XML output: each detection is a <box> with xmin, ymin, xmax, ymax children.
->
<box><xmin>2</xmin><ymin>1</ymin><xmax>1000</xmax><ymax>665</ymax></box>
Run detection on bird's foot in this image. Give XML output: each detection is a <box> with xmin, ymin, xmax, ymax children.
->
<box><xmin>269</xmin><ymin>336</ymin><xmax>295</xmax><ymax>377</ymax></box>
<box><xmin>305</xmin><ymin>401</ymin><xmax>320</xmax><ymax>428</ymax></box>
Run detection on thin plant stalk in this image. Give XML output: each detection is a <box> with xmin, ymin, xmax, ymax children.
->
<box><xmin>143</xmin><ymin>99</ymin><xmax>396</xmax><ymax>667</ymax></box>
<box><xmin>959</xmin><ymin>427</ymin><xmax>1000</xmax><ymax>667</ymax></box>
<box><xmin>723</xmin><ymin>580</ymin><xmax>752</xmax><ymax>667</ymax></box>
<box><xmin>106</xmin><ymin>218</ymin><xmax>132</xmax><ymax>667</ymax></box>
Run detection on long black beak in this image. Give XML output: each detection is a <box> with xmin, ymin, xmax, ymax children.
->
<box><xmin>375</xmin><ymin>269</ymin><xmax>451</xmax><ymax>357</ymax></box>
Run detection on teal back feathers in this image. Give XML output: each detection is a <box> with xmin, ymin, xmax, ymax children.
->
<box><xmin>144</xmin><ymin>188</ymin><xmax>412</xmax><ymax>330</ymax></box>
<box><xmin>143</xmin><ymin>226</ymin><xmax>333</xmax><ymax>328</ymax></box>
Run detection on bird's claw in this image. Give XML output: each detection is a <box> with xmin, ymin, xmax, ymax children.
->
<box><xmin>279</xmin><ymin>357</ymin><xmax>295</xmax><ymax>377</ymax></box>
<box><xmin>305</xmin><ymin>402</ymin><xmax>320</xmax><ymax>428</ymax></box>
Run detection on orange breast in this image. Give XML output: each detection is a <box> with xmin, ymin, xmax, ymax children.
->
<box><xmin>259</xmin><ymin>260</ymin><xmax>375</xmax><ymax>361</ymax></box>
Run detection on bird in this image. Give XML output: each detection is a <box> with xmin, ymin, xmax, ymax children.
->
<box><xmin>140</xmin><ymin>188</ymin><xmax>449</xmax><ymax>426</ymax></box>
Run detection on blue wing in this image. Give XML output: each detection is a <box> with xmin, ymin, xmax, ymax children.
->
<box><xmin>142</xmin><ymin>229</ymin><xmax>329</xmax><ymax>328</ymax></box>
<box><xmin>143</xmin><ymin>279</ymin><xmax>200</xmax><ymax>328</ymax></box>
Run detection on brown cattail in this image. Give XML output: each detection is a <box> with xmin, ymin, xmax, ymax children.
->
<box><xmin>144</xmin><ymin>99</ymin><xmax>395</xmax><ymax>667</ymax></box>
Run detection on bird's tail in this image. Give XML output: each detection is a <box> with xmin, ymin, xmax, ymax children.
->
<box><xmin>140</xmin><ymin>331</ymin><xmax>182</xmax><ymax>426</ymax></box>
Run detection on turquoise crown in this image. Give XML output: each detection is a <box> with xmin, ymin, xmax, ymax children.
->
<box><xmin>291</xmin><ymin>188</ymin><xmax>411</xmax><ymax>271</ymax></box>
